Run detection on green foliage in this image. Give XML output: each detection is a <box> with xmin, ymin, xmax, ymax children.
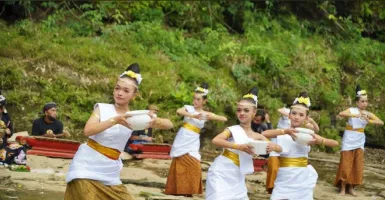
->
<box><xmin>1</xmin><ymin>1</ymin><xmax>385</xmax><ymax>150</ymax></box>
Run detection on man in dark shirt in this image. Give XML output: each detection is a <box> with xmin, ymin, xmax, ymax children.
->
<box><xmin>32</xmin><ymin>102</ymin><xmax>67</xmax><ymax>138</ymax></box>
<box><xmin>251</xmin><ymin>110</ymin><xmax>273</xmax><ymax>133</ymax></box>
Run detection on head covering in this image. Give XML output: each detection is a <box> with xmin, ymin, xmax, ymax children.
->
<box><xmin>195</xmin><ymin>83</ymin><xmax>209</xmax><ymax>96</ymax></box>
<box><xmin>43</xmin><ymin>102</ymin><xmax>57</xmax><ymax>113</ymax></box>
<box><xmin>356</xmin><ymin>85</ymin><xmax>367</xmax><ymax>97</ymax></box>
<box><xmin>292</xmin><ymin>92</ymin><xmax>311</xmax><ymax>109</ymax></box>
<box><xmin>119</xmin><ymin>63</ymin><xmax>142</xmax><ymax>85</ymax></box>
<box><xmin>0</xmin><ymin>90</ymin><xmax>6</xmax><ymax>107</ymax></box>
<box><xmin>242</xmin><ymin>86</ymin><xmax>259</xmax><ymax>107</ymax></box>
<box><xmin>147</xmin><ymin>104</ymin><xmax>159</xmax><ymax>112</ymax></box>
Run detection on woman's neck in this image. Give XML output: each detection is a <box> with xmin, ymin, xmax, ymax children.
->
<box><xmin>115</xmin><ymin>103</ymin><xmax>129</xmax><ymax>111</ymax></box>
<box><xmin>240</xmin><ymin>123</ymin><xmax>252</xmax><ymax>131</ymax></box>
<box><xmin>194</xmin><ymin>106</ymin><xmax>203</xmax><ymax>112</ymax></box>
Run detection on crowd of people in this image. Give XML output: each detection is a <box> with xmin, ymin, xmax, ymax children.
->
<box><xmin>0</xmin><ymin>63</ymin><xmax>383</xmax><ymax>200</ymax></box>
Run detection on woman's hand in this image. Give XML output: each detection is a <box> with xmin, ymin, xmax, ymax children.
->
<box><xmin>308</xmin><ymin>134</ymin><xmax>323</xmax><ymax>145</ymax></box>
<box><xmin>284</xmin><ymin>128</ymin><xmax>298</xmax><ymax>140</ymax></box>
<box><xmin>146</xmin><ymin>113</ymin><xmax>157</xmax><ymax>128</ymax></box>
<box><xmin>237</xmin><ymin>144</ymin><xmax>255</xmax><ymax>155</ymax></box>
<box><xmin>5</xmin><ymin>128</ymin><xmax>11</xmax><ymax>135</ymax></box>
<box><xmin>266</xmin><ymin>142</ymin><xmax>275</xmax><ymax>153</ymax></box>
<box><xmin>114</xmin><ymin>113</ymin><xmax>133</xmax><ymax>129</ymax></box>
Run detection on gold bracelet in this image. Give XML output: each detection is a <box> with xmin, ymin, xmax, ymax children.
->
<box><xmin>109</xmin><ymin>118</ymin><xmax>117</xmax><ymax>125</ymax></box>
<box><xmin>321</xmin><ymin>138</ymin><xmax>325</xmax><ymax>146</ymax></box>
<box><xmin>369</xmin><ymin>120</ymin><xmax>373</xmax><ymax>124</ymax></box>
<box><xmin>232</xmin><ymin>143</ymin><xmax>238</xmax><ymax>150</ymax></box>
<box><xmin>278</xmin><ymin>129</ymin><xmax>284</xmax><ymax>135</ymax></box>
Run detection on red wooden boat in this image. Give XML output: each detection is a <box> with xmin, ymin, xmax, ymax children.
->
<box><xmin>129</xmin><ymin>143</ymin><xmax>172</xmax><ymax>160</ymax></box>
<box><xmin>16</xmin><ymin>136</ymin><xmax>81</xmax><ymax>159</ymax></box>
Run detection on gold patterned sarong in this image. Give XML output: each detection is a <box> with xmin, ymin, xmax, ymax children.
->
<box><xmin>64</xmin><ymin>179</ymin><xmax>134</xmax><ymax>200</ymax></box>
<box><xmin>334</xmin><ymin>148</ymin><xmax>364</xmax><ymax>187</ymax></box>
<box><xmin>164</xmin><ymin>154</ymin><xmax>203</xmax><ymax>195</ymax></box>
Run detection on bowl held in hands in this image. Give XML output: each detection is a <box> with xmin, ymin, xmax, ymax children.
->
<box><xmin>294</xmin><ymin>128</ymin><xmax>314</xmax><ymax>145</ymax></box>
<box><xmin>247</xmin><ymin>140</ymin><xmax>269</xmax><ymax>155</ymax></box>
<box><xmin>126</xmin><ymin>110</ymin><xmax>151</xmax><ymax>131</ymax></box>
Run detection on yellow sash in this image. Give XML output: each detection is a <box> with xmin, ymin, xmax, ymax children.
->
<box><xmin>87</xmin><ymin>139</ymin><xmax>120</xmax><ymax>160</ymax></box>
<box><xmin>182</xmin><ymin>122</ymin><xmax>201</xmax><ymax>134</ymax></box>
<box><xmin>346</xmin><ymin>125</ymin><xmax>364</xmax><ymax>133</ymax></box>
<box><xmin>279</xmin><ymin>157</ymin><xmax>308</xmax><ymax>168</ymax></box>
<box><xmin>222</xmin><ymin>149</ymin><xmax>240</xmax><ymax>167</ymax></box>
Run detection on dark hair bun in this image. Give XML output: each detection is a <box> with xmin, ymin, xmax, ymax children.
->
<box><xmin>248</xmin><ymin>87</ymin><xmax>259</xmax><ymax>96</ymax></box>
<box><xmin>298</xmin><ymin>91</ymin><xmax>308</xmax><ymax>98</ymax></box>
<box><xmin>126</xmin><ymin>63</ymin><xmax>140</xmax><ymax>74</ymax></box>
<box><xmin>356</xmin><ymin>85</ymin><xmax>362</xmax><ymax>94</ymax></box>
<box><xmin>200</xmin><ymin>82</ymin><xmax>209</xmax><ymax>89</ymax></box>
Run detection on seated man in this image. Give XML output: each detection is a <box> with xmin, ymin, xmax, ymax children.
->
<box><xmin>32</xmin><ymin>102</ymin><xmax>70</xmax><ymax>138</ymax></box>
<box><xmin>251</xmin><ymin>110</ymin><xmax>273</xmax><ymax>133</ymax></box>
<box><xmin>125</xmin><ymin>104</ymin><xmax>173</xmax><ymax>153</ymax></box>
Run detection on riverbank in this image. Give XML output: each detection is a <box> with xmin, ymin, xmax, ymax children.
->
<box><xmin>1</xmin><ymin>148</ymin><xmax>384</xmax><ymax>200</ymax></box>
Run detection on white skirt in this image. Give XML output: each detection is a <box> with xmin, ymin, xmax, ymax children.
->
<box><xmin>271</xmin><ymin>165</ymin><xmax>318</xmax><ymax>200</ymax></box>
<box><xmin>205</xmin><ymin>155</ymin><xmax>248</xmax><ymax>200</ymax></box>
<box><xmin>341</xmin><ymin>130</ymin><xmax>365</xmax><ymax>151</ymax></box>
<box><xmin>66</xmin><ymin>144</ymin><xmax>123</xmax><ymax>186</ymax></box>
<box><xmin>170</xmin><ymin>127</ymin><xmax>201</xmax><ymax>160</ymax></box>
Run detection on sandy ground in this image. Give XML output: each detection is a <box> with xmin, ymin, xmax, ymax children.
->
<box><xmin>1</xmin><ymin>151</ymin><xmax>385</xmax><ymax>200</ymax></box>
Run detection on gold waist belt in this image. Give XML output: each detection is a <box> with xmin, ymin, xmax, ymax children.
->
<box><xmin>222</xmin><ymin>149</ymin><xmax>240</xmax><ymax>167</ymax></box>
<box><xmin>346</xmin><ymin>125</ymin><xmax>364</xmax><ymax>133</ymax></box>
<box><xmin>182</xmin><ymin>122</ymin><xmax>201</xmax><ymax>134</ymax></box>
<box><xmin>279</xmin><ymin>157</ymin><xmax>308</xmax><ymax>168</ymax></box>
<box><xmin>87</xmin><ymin>139</ymin><xmax>120</xmax><ymax>160</ymax></box>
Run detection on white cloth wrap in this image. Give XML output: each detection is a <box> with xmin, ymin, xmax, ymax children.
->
<box><xmin>169</xmin><ymin>105</ymin><xmax>206</xmax><ymax>160</ymax></box>
<box><xmin>341</xmin><ymin>107</ymin><xmax>367</xmax><ymax>151</ymax></box>
<box><xmin>66</xmin><ymin>103</ymin><xmax>132</xmax><ymax>185</ymax></box>
<box><xmin>271</xmin><ymin>135</ymin><xmax>317</xmax><ymax>200</ymax></box>
<box><xmin>205</xmin><ymin>125</ymin><xmax>255</xmax><ymax>200</ymax></box>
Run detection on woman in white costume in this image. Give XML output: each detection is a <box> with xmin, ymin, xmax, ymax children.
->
<box><xmin>165</xmin><ymin>83</ymin><xmax>227</xmax><ymax>196</ymax></box>
<box><xmin>65</xmin><ymin>63</ymin><xmax>171</xmax><ymax>200</ymax></box>
<box><xmin>205</xmin><ymin>87</ymin><xmax>281</xmax><ymax>200</ymax></box>
<box><xmin>334</xmin><ymin>85</ymin><xmax>383</xmax><ymax>196</ymax></box>
<box><xmin>263</xmin><ymin>92</ymin><xmax>338</xmax><ymax>200</ymax></box>
<box><xmin>266</xmin><ymin>106</ymin><xmax>319</xmax><ymax>194</ymax></box>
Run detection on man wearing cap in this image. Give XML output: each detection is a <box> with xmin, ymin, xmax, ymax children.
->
<box><xmin>32</xmin><ymin>102</ymin><xmax>68</xmax><ymax>138</ymax></box>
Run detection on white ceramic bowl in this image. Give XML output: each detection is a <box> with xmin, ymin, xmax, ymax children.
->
<box><xmin>247</xmin><ymin>140</ymin><xmax>269</xmax><ymax>155</ymax></box>
<box><xmin>126</xmin><ymin>110</ymin><xmax>151</xmax><ymax>131</ymax></box>
<box><xmin>294</xmin><ymin>127</ymin><xmax>315</xmax><ymax>145</ymax></box>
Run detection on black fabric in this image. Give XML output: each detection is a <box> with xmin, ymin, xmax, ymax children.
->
<box><xmin>0</xmin><ymin>112</ymin><xmax>13</xmax><ymax>149</ymax></box>
<box><xmin>251</xmin><ymin>122</ymin><xmax>272</xmax><ymax>134</ymax></box>
<box><xmin>31</xmin><ymin>117</ymin><xmax>63</xmax><ymax>136</ymax></box>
